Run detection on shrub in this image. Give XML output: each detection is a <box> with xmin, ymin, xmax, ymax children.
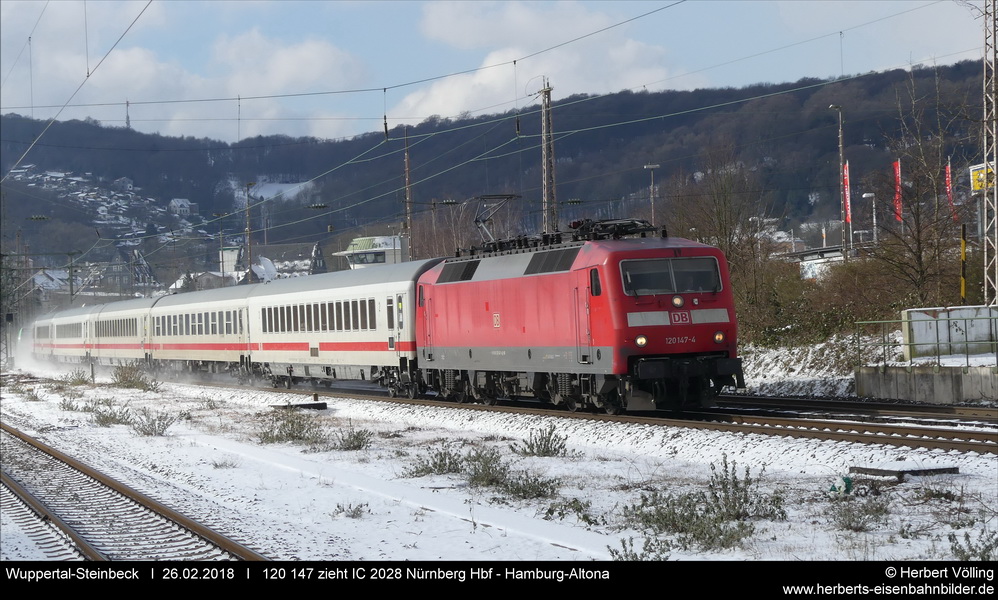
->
<box><xmin>332</xmin><ymin>503</ymin><xmax>369</xmax><ymax>519</ymax></box>
<box><xmin>620</xmin><ymin>455</ymin><xmax>785</xmax><ymax>551</ymax></box>
<box><xmin>334</xmin><ymin>427</ymin><xmax>374</xmax><ymax>451</ymax></box>
<box><xmin>501</xmin><ymin>470</ymin><xmax>560</xmax><ymax>500</ymax></box>
<box><xmin>608</xmin><ymin>537</ymin><xmax>672</xmax><ymax>561</ymax></box>
<box><xmin>510</xmin><ymin>424</ymin><xmax>570</xmax><ymax>457</ymax></box>
<box><xmin>131</xmin><ymin>407</ymin><xmax>178</xmax><ymax>436</ymax></box>
<box><xmin>464</xmin><ymin>447</ymin><xmax>510</xmax><ymax>488</ymax></box>
<box><xmin>463</xmin><ymin>446</ymin><xmax>559</xmax><ymax>499</ymax></box>
<box><xmin>62</xmin><ymin>368</ymin><xmax>91</xmax><ymax>386</ymax></box>
<box><xmin>258</xmin><ymin>408</ymin><xmax>326</xmax><ymax>445</ymax></box>
<box><xmin>828</xmin><ymin>495</ymin><xmax>891</xmax><ymax>532</ymax></box>
<box><xmin>404</xmin><ymin>446</ymin><xmax>465</xmax><ymax>477</ymax></box>
<box><xmin>949</xmin><ymin>530</ymin><xmax>997</xmax><ymax>561</ymax></box>
<box><xmin>91</xmin><ymin>401</ymin><xmax>133</xmax><ymax>427</ymax></box>
<box><xmin>110</xmin><ymin>363</ymin><xmax>161</xmax><ymax>392</ymax></box>
<box><xmin>544</xmin><ymin>498</ymin><xmax>604</xmax><ymax>526</ymax></box>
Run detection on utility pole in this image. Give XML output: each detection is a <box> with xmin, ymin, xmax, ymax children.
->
<box><xmin>540</xmin><ymin>78</ymin><xmax>558</xmax><ymax>233</ymax></box>
<box><xmin>830</xmin><ymin>104</ymin><xmax>848</xmax><ymax>262</ymax></box>
<box><xmin>244</xmin><ymin>182</ymin><xmax>255</xmax><ymax>284</ymax></box>
<box><xmin>644</xmin><ymin>164</ymin><xmax>660</xmax><ymax>226</ymax></box>
<box><xmin>404</xmin><ymin>126</ymin><xmax>414</xmax><ymax>261</ymax></box>
<box><xmin>983</xmin><ymin>0</ymin><xmax>997</xmax><ymax>305</ymax></box>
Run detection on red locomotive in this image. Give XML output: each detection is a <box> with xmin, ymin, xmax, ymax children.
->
<box><xmin>408</xmin><ymin>219</ymin><xmax>744</xmax><ymax>412</ymax></box>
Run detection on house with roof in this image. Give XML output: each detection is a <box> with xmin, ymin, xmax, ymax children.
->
<box><xmin>168</xmin><ymin>198</ymin><xmax>199</xmax><ymax>216</ymax></box>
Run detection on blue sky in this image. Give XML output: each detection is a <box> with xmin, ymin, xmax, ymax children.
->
<box><xmin>0</xmin><ymin>1</ymin><xmax>986</xmax><ymax>143</ymax></box>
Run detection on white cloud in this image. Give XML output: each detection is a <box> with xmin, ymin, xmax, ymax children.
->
<box><xmin>391</xmin><ymin>1</ymin><xmax>683</xmax><ymax>125</ymax></box>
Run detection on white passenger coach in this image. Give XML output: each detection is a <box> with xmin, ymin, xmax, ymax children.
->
<box><xmin>32</xmin><ymin>259</ymin><xmax>444</xmax><ymax>388</ymax></box>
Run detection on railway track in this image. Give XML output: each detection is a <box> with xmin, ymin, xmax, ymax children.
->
<box><xmin>0</xmin><ymin>423</ymin><xmax>269</xmax><ymax>561</ymax></box>
<box><xmin>719</xmin><ymin>395</ymin><xmax>998</xmax><ymax>423</ymax></box>
<box><xmin>232</xmin><ymin>381</ymin><xmax>998</xmax><ymax>455</ymax></box>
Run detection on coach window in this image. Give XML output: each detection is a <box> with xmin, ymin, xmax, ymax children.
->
<box><xmin>335</xmin><ymin>302</ymin><xmax>343</xmax><ymax>331</ymax></box>
<box><xmin>368</xmin><ymin>299</ymin><xmax>376</xmax><ymax>330</ymax></box>
<box><xmin>351</xmin><ymin>300</ymin><xmax>360</xmax><ymax>331</ymax></box>
<box><xmin>386</xmin><ymin>298</ymin><xmax>394</xmax><ymax>330</ymax></box>
<box><xmin>359</xmin><ymin>299</ymin><xmax>368</xmax><ymax>330</ymax></box>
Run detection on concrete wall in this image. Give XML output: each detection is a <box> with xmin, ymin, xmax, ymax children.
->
<box><xmin>856</xmin><ymin>365</ymin><xmax>998</xmax><ymax>403</ymax></box>
<box><xmin>901</xmin><ymin>306</ymin><xmax>997</xmax><ymax>360</ymax></box>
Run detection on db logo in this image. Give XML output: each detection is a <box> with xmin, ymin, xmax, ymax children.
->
<box><xmin>671</xmin><ymin>311</ymin><xmax>691</xmax><ymax>324</ymax></box>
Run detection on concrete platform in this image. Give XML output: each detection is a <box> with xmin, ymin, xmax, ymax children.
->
<box><xmin>855</xmin><ymin>365</ymin><xmax>997</xmax><ymax>403</ymax></box>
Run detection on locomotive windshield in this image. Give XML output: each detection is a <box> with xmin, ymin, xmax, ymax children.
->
<box><xmin>620</xmin><ymin>257</ymin><xmax>720</xmax><ymax>295</ymax></box>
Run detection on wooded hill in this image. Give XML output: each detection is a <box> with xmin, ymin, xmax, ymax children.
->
<box><xmin>1</xmin><ymin>60</ymin><xmax>985</xmax><ymax>256</ymax></box>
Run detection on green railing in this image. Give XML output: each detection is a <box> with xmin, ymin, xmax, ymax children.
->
<box><xmin>854</xmin><ymin>314</ymin><xmax>998</xmax><ymax>369</ymax></box>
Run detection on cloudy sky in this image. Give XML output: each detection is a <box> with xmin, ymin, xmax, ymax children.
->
<box><xmin>0</xmin><ymin>1</ymin><xmax>986</xmax><ymax>143</ymax></box>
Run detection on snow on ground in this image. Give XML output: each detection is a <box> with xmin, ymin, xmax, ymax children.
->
<box><xmin>1</xmin><ymin>341</ymin><xmax>996</xmax><ymax>563</ymax></box>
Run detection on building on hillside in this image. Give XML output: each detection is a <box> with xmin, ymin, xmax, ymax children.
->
<box><xmin>236</xmin><ymin>241</ymin><xmax>329</xmax><ymax>284</ymax></box>
<box><xmin>99</xmin><ymin>247</ymin><xmax>160</xmax><ymax>294</ymax></box>
<box><xmin>112</xmin><ymin>177</ymin><xmax>134</xmax><ymax>192</ymax></box>
<box><xmin>334</xmin><ymin>236</ymin><xmax>408</xmax><ymax>269</ymax></box>
<box><xmin>169</xmin><ymin>271</ymin><xmax>239</xmax><ymax>292</ymax></box>
<box><xmin>168</xmin><ymin>198</ymin><xmax>199</xmax><ymax>216</ymax></box>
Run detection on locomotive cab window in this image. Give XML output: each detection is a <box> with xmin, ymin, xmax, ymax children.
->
<box><xmin>620</xmin><ymin>257</ymin><xmax>720</xmax><ymax>296</ymax></box>
<box><xmin>590</xmin><ymin>268</ymin><xmax>602</xmax><ymax>296</ymax></box>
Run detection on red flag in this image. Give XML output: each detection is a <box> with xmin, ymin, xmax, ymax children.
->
<box><xmin>893</xmin><ymin>160</ymin><xmax>902</xmax><ymax>221</ymax></box>
<box><xmin>945</xmin><ymin>160</ymin><xmax>958</xmax><ymax>222</ymax></box>
<box><xmin>843</xmin><ymin>160</ymin><xmax>852</xmax><ymax>224</ymax></box>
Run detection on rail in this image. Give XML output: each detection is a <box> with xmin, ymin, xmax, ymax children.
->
<box><xmin>854</xmin><ymin>314</ymin><xmax>998</xmax><ymax>369</ymax></box>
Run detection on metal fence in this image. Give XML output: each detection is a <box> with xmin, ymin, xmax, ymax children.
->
<box><xmin>855</xmin><ymin>314</ymin><xmax>998</xmax><ymax>368</ymax></box>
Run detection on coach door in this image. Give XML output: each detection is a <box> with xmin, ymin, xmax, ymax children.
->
<box><xmin>386</xmin><ymin>295</ymin><xmax>399</xmax><ymax>353</ymax></box>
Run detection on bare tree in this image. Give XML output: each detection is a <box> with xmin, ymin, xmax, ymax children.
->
<box><xmin>864</xmin><ymin>69</ymin><xmax>979</xmax><ymax>306</ymax></box>
<box><xmin>664</xmin><ymin>144</ymin><xmax>769</xmax><ymax>264</ymax></box>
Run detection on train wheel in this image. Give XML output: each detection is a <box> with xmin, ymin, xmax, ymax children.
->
<box><xmin>553</xmin><ymin>393</ymin><xmax>578</xmax><ymax>412</ymax></box>
<box><xmin>388</xmin><ymin>384</ymin><xmax>398</xmax><ymax>398</ymax></box>
<box><xmin>601</xmin><ymin>390</ymin><xmax>624</xmax><ymax>415</ymax></box>
<box><xmin>406</xmin><ymin>384</ymin><xmax>418</xmax><ymax>399</ymax></box>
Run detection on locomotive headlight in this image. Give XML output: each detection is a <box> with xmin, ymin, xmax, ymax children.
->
<box><xmin>635</xmin><ymin>335</ymin><xmax>648</xmax><ymax>347</ymax></box>
<box><xmin>713</xmin><ymin>331</ymin><xmax>726</xmax><ymax>344</ymax></box>
<box><xmin>671</xmin><ymin>295</ymin><xmax>684</xmax><ymax>308</ymax></box>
